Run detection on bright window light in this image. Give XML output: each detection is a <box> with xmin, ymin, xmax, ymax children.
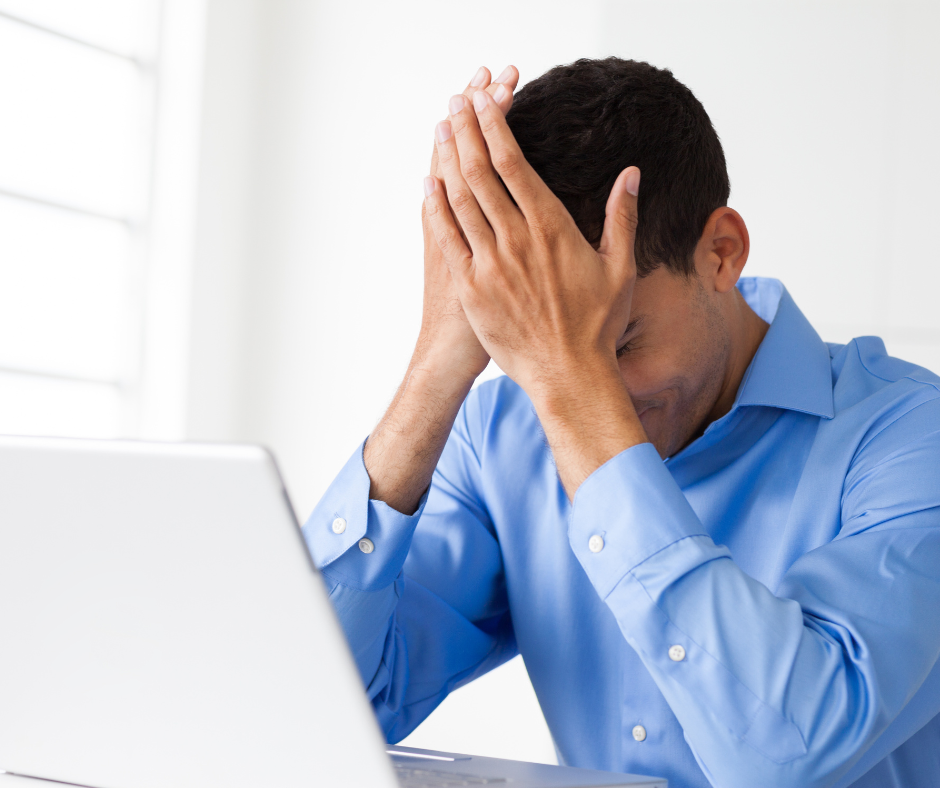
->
<box><xmin>0</xmin><ymin>0</ymin><xmax>153</xmax><ymax>57</ymax></box>
<box><xmin>0</xmin><ymin>194</ymin><xmax>131</xmax><ymax>381</ymax></box>
<box><xmin>0</xmin><ymin>18</ymin><xmax>142</xmax><ymax>218</ymax></box>
<box><xmin>0</xmin><ymin>2</ymin><xmax>164</xmax><ymax>440</ymax></box>
<box><xmin>0</xmin><ymin>371</ymin><xmax>122</xmax><ymax>439</ymax></box>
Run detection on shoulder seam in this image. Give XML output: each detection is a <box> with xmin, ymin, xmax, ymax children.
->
<box><xmin>852</xmin><ymin>339</ymin><xmax>940</xmax><ymax>396</ymax></box>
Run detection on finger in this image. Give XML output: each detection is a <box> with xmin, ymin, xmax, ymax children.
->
<box><xmin>463</xmin><ymin>67</ymin><xmax>513</xmax><ymax>118</ymax></box>
<box><xmin>431</xmin><ymin>66</ymin><xmax>517</xmax><ymax>179</ymax></box>
<box><xmin>597</xmin><ymin>167</ymin><xmax>641</xmax><ymax>275</ymax></box>
<box><xmin>446</xmin><ymin>93</ymin><xmax>522</xmax><ymax>230</ymax></box>
<box><xmin>434</xmin><ymin>116</ymin><xmax>494</xmax><ymax>252</ymax></box>
<box><xmin>470</xmin><ymin>88</ymin><xmax>553</xmax><ymax>217</ymax></box>
<box><xmin>465</xmin><ymin>65</ymin><xmax>491</xmax><ymax>97</ymax></box>
<box><xmin>423</xmin><ymin>175</ymin><xmax>473</xmax><ymax>283</ymax></box>
<box><xmin>461</xmin><ymin>65</ymin><xmax>516</xmax><ymax>119</ymax></box>
<box><xmin>489</xmin><ymin>65</ymin><xmax>519</xmax><ymax>115</ymax></box>
<box><xmin>430</xmin><ymin>67</ymin><xmax>491</xmax><ymax>179</ymax></box>
<box><xmin>435</xmin><ymin>111</ymin><xmax>498</xmax><ymax>251</ymax></box>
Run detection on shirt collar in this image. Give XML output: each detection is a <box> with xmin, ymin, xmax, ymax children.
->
<box><xmin>732</xmin><ymin>277</ymin><xmax>834</xmax><ymax>420</ymax></box>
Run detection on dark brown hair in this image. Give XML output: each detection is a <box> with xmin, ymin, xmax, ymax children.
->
<box><xmin>506</xmin><ymin>57</ymin><xmax>730</xmax><ymax>277</ymax></box>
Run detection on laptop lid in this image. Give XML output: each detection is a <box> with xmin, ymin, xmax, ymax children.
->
<box><xmin>0</xmin><ymin>435</ymin><xmax>398</xmax><ymax>788</ymax></box>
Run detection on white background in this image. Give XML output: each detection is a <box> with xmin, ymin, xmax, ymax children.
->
<box><xmin>7</xmin><ymin>0</ymin><xmax>940</xmax><ymax>766</ymax></box>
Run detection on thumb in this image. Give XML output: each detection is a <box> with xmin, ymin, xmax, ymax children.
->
<box><xmin>597</xmin><ymin>166</ymin><xmax>640</xmax><ymax>272</ymax></box>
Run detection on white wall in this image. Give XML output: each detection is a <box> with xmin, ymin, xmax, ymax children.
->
<box><xmin>184</xmin><ymin>0</ymin><xmax>940</xmax><ymax>765</ymax></box>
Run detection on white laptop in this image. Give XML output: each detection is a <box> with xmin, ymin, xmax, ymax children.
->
<box><xmin>0</xmin><ymin>435</ymin><xmax>666</xmax><ymax>788</ymax></box>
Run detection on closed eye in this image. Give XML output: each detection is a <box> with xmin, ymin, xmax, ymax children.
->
<box><xmin>616</xmin><ymin>342</ymin><xmax>634</xmax><ymax>359</ymax></box>
<box><xmin>616</xmin><ymin>316</ymin><xmax>644</xmax><ymax>359</ymax></box>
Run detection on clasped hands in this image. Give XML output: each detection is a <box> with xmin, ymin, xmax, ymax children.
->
<box><xmin>421</xmin><ymin>67</ymin><xmax>649</xmax><ymax>496</ymax></box>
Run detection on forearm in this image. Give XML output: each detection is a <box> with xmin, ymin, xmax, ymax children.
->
<box><xmin>364</xmin><ymin>345</ymin><xmax>476</xmax><ymax>514</ymax></box>
<box><xmin>304</xmin><ymin>374</ymin><xmax>512</xmax><ymax>743</ymax></box>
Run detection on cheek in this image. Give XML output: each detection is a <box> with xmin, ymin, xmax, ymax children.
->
<box><xmin>635</xmin><ymin>402</ymin><xmax>683</xmax><ymax>459</ymax></box>
<box><xmin>617</xmin><ymin>349</ymin><xmax>685</xmax><ymax>399</ymax></box>
<box><xmin>637</xmin><ymin>405</ymin><xmax>664</xmax><ymax>437</ymax></box>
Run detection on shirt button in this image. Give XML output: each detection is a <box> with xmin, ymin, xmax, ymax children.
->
<box><xmin>668</xmin><ymin>644</ymin><xmax>686</xmax><ymax>662</ymax></box>
<box><xmin>331</xmin><ymin>517</ymin><xmax>347</xmax><ymax>534</ymax></box>
<box><xmin>358</xmin><ymin>537</ymin><xmax>375</xmax><ymax>554</ymax></box>
<box><xmin>588</xmin><ymin>535</ymin><xmax>605</xmax><ymax>553</ymax></box>
<box><xmin>632</xmin><ymin>725</ymin><xmax>647</xmax><ymax>742</ymax></box>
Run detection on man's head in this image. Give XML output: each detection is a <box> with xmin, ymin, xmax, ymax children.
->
<box><xmin>507</xmin><ymin>57</ymin><xmax>730</xmax><ymax>277</ymax></box>
<box><xmin>507</xmin><ymin>58</ymin><xmax>762</xmax><ymax>457</ymax></box>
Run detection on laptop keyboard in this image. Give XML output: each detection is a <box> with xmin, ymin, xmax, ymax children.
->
<box><xmin>394</xmin><ymin>763</ymin><xmax>509</xmax><ymax>787</ymax></box>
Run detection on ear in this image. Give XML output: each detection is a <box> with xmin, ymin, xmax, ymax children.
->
<box><xmin>693</xmin><ymin>207</ymin><xmax>750</xmax><ymax>294</ymax></box>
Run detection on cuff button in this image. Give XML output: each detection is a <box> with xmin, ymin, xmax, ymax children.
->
<box><xmin>358</xmin><ymin>537</ymin><xmax>375</xmax><ymax>554</ymax></box>
<box><xmin>331</xmin><ymin>517</ymin><xmax>347</xmax><ymax>534</ymax></box>
<box><xmin>668</xmin><ymin>644</ymin><xmax>686</xmax><ymax>662</ymax></box>
<box><xmin>588</xmin><ymin>534</ymin><xmax>605</xmax><ymax>553</ymax></box>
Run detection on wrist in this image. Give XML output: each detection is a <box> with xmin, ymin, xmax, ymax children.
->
<box><xmin>526</xmin><ymin>351</ymin><xmax>624</xmax><ymax>416</ymax></box>
<box><xmin>411</xmin><ymin>335</ymin><xmax>486</xmax><ymax>389</ymax></box>
<box><xmin>364</xmin><ymin>349</ymin><xmax>475</xmax><ymax>515</ymax></box>
<box><xmin>526</xmin><ymin>354</ymin><xmax>648</xmax><ymax>499</ymax></box>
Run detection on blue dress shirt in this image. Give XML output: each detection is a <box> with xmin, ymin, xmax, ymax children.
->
<box><xmin>304</xmin><ymin>278</ymin><xmax>940</xmax><ymax>788</ymax></box>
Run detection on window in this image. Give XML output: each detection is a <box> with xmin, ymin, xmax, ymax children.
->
<box><xmin>0</xmin><ymin>0</ymin><xmax>200</xmax><ymax>440</ymax></box>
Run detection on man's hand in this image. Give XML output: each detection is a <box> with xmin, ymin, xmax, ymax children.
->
<box><xmin>423</xmin><ymin>88</ymin><xmax>649</xmax><ymax>498</ymax></box>
<box><xmin>416</xmin><ymin>66</ymin><xmax>518</xmax><ymax>381</ymax></box>
<box><xmin>361</xmin><ymin>67</ymin><xmax>518</xmax><ymax>516</ymax></box>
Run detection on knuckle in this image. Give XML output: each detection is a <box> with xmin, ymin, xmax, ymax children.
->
<box><xmin>501</xmin><ymin>229</ymin><xmax>528</xmax><ymax>260</ymax></box>
<box><xmin>449</xmin><ymin>187</ymin><xmax>477</xmax><ymax>216</ymax></box>
<box><xmin>424</xmin><ymin>197</ymin><xmax>443</xmax><ymax>220</ymax></box>
<box><xmin>531</xmin><ymin>212</ymin><xmax>561</xmax><ymax>240</ymax></box>
<box><xmin>492</xmin><ymin>149</ymin><xmax>521</xmax><ymax>178</ymax></box>
<box><xmin>616</xmin><ymin>209</ymin><xmax>639</xmax><ymax>234</ymax></box>
<box><xmin>437</xmin><ymin>231</ymin><xmax>461</xmax><ymax>258</ymax></box>
<box><xmin>504</xmin><ymin>240</ymin><xmax>527</xmax><ymax>265</ymax></box>
<box><xmin>460</xmin><ymin>157</ymin><xmax>489</xmax><ymax>187</ymax></box>
<box><xmin>436</xmin><ymin>140</ymin><xmax>457</xmax><ymax>165</ymax></box>
<box><xmin>478</xmin><ymin>112</ymin><xmax>500</xmax><ymax>135</ymax></box>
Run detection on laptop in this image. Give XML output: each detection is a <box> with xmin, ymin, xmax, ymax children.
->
<box><xmin>0</xmin><ymin>435</ymin><xmax>666</xmax><ymax>788</ymax></box>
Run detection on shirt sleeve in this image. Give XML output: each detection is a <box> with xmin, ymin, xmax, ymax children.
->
<box><xmin>302</xmin><ymin>388</ymin><xmax>517</xmax><ymax>742</ymax></box>
<box><xmin>568</xmin><ymin>399</ymin><xmax>940</xmax><ymax>788</ymax></box>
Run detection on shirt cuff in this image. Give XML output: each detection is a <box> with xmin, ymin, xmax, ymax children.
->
<box><xmin>568</xmin><ymin>441</ymin><xmax>708</xmax><ymax>599</ymax></box>
<box><xmin>302</xmin><ymin>439</ymin><xmax>429</xmax><ymax>591</ymax></box>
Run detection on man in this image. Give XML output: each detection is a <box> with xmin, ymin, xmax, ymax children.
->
<box><xmin>303</xmin><ymin>59</ymin><xmax>940</xmax><ymax>788</ymax></box>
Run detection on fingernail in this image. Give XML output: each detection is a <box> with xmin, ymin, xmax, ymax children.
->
<box><xmin>424</xmin><ymin>176</ymin><xmax>436</xmax><ymax>198</ymax></box>
<box><xmin>625</xmin><ymin>168</ymin><xmax>641</xmax><ymax>197</ymax></box>
<box><xmin>493</xmin><ymin>84</ymin><xmax>509</xmax><ymax>105</ymax></box>
<box><xmin>473</xmin><ymin>90</ymin><xmax>488</xmax><ymax>112</ymax></box>
<box><xmin>449</xmin><ymin>94</ymin><xmax>466</xmax><ymax>115</ymax></box>
<box><xmin>470</xmin><ymin>66</ymin><xmax>487</xmax><ymax>87</ymax></box>
<box><xmin>435</xmin><ymin>120</ymin><xmax>452</xmax><ymax>143</ymax></box>
<box><xmin>495</xmin><ymin>66</ymin><xmax>513</xmax><ymax>83</ymax></box>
